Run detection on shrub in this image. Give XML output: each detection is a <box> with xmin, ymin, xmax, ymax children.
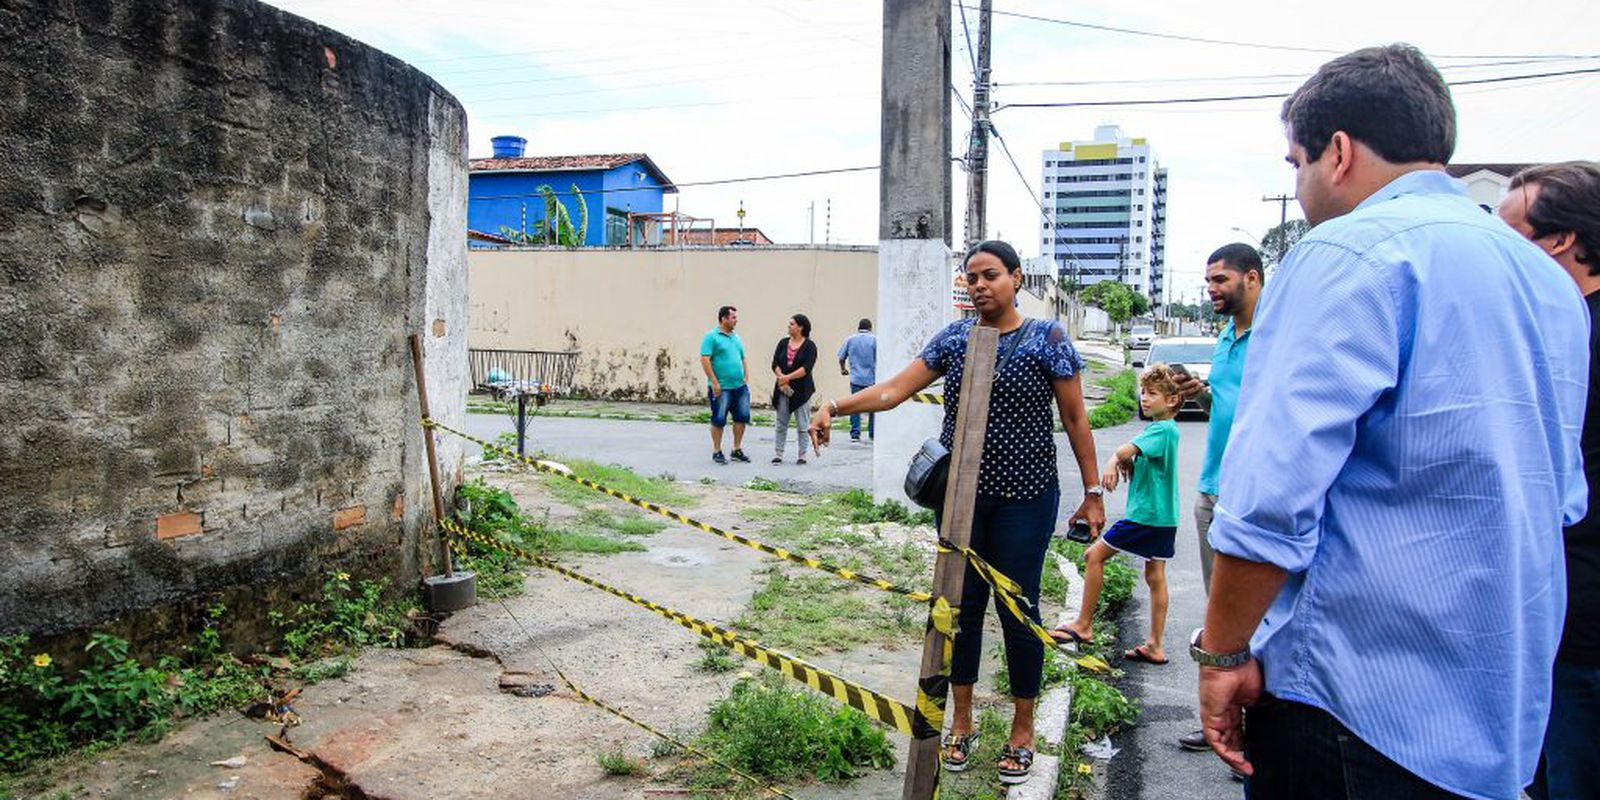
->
<box><xmin>1089</xmin><ymin>370</ymin><xmax>1138</xmax><ymax>429</ymax></box>
<box><xmin>699</xmin><ymin>676</ymin><xmax>894</xmax><ymax>783</ymax></box>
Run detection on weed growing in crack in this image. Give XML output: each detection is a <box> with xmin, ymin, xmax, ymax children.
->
<box><xmin>596</xmin><ymin>747</ymin><xmax>647</xmax><ymax>776</ymax></box>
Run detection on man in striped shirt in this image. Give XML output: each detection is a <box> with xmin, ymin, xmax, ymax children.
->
<box><xmin>1195</xmin><ymin>45</ymin><xmax>1589</xmax><ymax>800</ymax></box>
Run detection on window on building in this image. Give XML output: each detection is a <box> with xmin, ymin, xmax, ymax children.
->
<box><xmin>605</xmin><ymin>208</ymin><xmax>629</xmax><ymax>245</ymax></box>
<box><xmin>1138</xmin><ymin>156</ymin><xmax>1146</xmax><ymax>163</ymax></box>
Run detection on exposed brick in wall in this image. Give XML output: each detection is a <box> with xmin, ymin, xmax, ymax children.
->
<box><xmin>0</xmin><ymin>0</ymin><xmax>468</xmax><ymax>637</ymax></box>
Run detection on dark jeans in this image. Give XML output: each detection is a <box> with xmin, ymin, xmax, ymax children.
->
<box><xmin>936</xmin><ymin>489</ymin><xmax>1058</xmax><ymax>699</ymax></box>
<box><xmin>849</xmin><ymin>381</ymin><xmax>874</xmax><ymax>438</ymax></box>
<box><xmin>1245</xmin><ymin>696</ymin><xmax>1467</xmax><ymax>800</ymax></box>
<box><xmin>1529</xmin><ymin>658</ymin><xmax>1600</xmax><ymax>800</ymax></box>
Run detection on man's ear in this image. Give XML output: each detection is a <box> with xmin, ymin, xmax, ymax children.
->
<box><xmin>1547</xmin><ymin>231</ymin><xmax>1578</xmax><ymax>259</ymax></box>
<box><xmin>1328</xmin><ymin>131</ymin><xmax>1355</xmax><ymax>185</ymax></box>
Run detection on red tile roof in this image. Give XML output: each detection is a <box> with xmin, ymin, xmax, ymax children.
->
<box><xmin>469</xmin><ymin>153</ymin><xmax>677</xmax><ymax>191</ymax></box>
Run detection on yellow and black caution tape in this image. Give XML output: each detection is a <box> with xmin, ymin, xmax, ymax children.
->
<box><xmin>426</xmin><ymin>418</ymin><xmax>934</xmax><ymax>604</ymax></box>
<box><xmin>939</xmin><ymin>539</ymin><xmax>1112</xmax><ymax>674</ymax></box>
<box><xmin>491</xmin><ymin>599</ymin><xmax>797</xmax><ymax>800</ymax></box>
<box><xmin>441</xmin><ymin>518</ymin><xmax>922</xmax><ymax>738</ymax></box>
<box><xmin>909</xmin><ymin>392</ymin><xmax>946</xmax><ymax>406</ymax></box>
<box><xmin>911</xmin><ymin>597</ymin><xmax>958</xmax><ymax>743</ymax></box>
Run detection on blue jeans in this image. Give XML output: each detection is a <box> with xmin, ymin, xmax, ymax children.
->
<box><xmin>936</xmin><ymin>489</ymin><xmax>1058</xmax><ymax>699</ymax></box>
<box><xmin>707</xmin><ymin>384</ymin><xmax>751</xmax><ymax>428</ymax></box>
<box><xmin>1244</xmin><ymin>695</ymin><xmax>1466</xmax><ymax>799</ymax></box>
<box><xmin>849</xmin><ymin>381</ymin><xmax>874</xmax><ymax>438</ymax></box>
<box><xmin>1528</xmin><ymin>658</ymin><xmax>1600</xmax><ymax>800</ymax></box>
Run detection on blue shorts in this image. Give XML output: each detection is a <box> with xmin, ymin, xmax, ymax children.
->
<box><xmin>708</xmin><ymin>384</ymin><xmax>751</xmax><ymax>427</ymax></box>
<box><xmin>1100</xmin><ymin>519</ymin><xmax>1177</xmax><ymax>561</ymax></box>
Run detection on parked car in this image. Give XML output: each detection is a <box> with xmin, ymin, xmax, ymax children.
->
<box><xmin>1126</xmin><ymin>324</ymin><xmax>1156</xmax><ymax>350</ymax></box>
<box><xmin>1139</xmin><ymin>336</ymin><xmax>1216</xmax><ymax>419</ymax></box>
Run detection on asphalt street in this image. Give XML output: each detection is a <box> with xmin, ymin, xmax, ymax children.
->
<box><xmin>464</xmin><ymin>409</ymin><xmax>1240</xmax><ymax>799</ymax></box>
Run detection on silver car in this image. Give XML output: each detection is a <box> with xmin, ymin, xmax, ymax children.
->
<box><xmin>1140</xmin><ymin>337</ymin><xmax>1216</xmax><ymax>419</ymax></box>
<box><xmin>1126</xmin><ymin>324</ymin><xmax>1156</xmax><ymax>350</ymax></box>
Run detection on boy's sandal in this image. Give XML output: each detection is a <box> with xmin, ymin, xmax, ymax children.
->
<box><xmin>940</xmin><ymin>731</ymin><xmax>979</xmax><ymax>773</ymax></box>
<box><xmin>998</xmin><ymin>744</ymin><xmax>1034</xmax><ymax>785</ymax></box>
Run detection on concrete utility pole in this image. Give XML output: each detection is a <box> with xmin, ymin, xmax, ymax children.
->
<box><xmin>881</xmin><ymin>0</ymin><xmax>952</xmax><ymax>795</ymax></box>
<box><xmin>961</xmin><ymin>0</ymin><xmax>993</xmax><ymax>251</ymax></box>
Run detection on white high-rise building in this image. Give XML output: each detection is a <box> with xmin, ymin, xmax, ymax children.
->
<box><xmin>1040</xmin><ymin>124</ymin><xmax>1168</xmax><ymax>306</ymax></box>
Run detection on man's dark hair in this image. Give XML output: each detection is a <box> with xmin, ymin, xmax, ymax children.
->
<box><xmin>717</xmin><ymin>305</ymin><xmax>737</xmax><ymax>322</ymax></box>
<box><xmin>791</xmin><ymin>313</ymin><xmax>812</xmax><ymax>338</ymax></box>
<box><xmin>1511</xmin><ymin>161</ymin><xmax>1600</xmax><ymax>275</ymax></box>
<box><xmin>963</xmin><ymin>239</ymin><xmax>1023</xmax><ymax>272</ymax></box>
<box><xmin>858</xmin><ymin>318</ymin><xmax>872</xmax><ymax>331</ymax></box>
<box><xmin>1207</xmin><ymin>243</ymin><xmax>1265</xmax><ymax>281</ymax></box>
<box><xmin>1281</xmin><ymin>44</ymin><xmax>1455</xmax><ymax>165</ymax></box>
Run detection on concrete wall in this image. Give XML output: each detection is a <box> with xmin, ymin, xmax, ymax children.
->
<box><xmin>467</xmin><ymin>247</ymin><xmax>878</xmax><ymax>405</ymax></box>
<box><xmin>0</xmin><ymin>0</ymin><xmax>468</xmax><ymax>637</ymax></box>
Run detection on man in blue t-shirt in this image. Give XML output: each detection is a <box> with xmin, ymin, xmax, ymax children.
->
<box><xmin>836</xmin><ymin>318</ymin><xmax>877</xmax><ymax>441</ymax></box>
<box><xmin>700</xmin><ymin>305</ymin><xmax>750</xmax><ymax>464</ymax></box>
<box><xmin>1173</xmin><ymin>242</ymin><xmax>1263</xmax><ymax>756</ymax></box>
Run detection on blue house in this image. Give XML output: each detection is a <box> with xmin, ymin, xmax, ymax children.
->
<box><xmin>468</xmin><ymin>135</ymin><xmax>677</xmax><ymax>248</ymax></box>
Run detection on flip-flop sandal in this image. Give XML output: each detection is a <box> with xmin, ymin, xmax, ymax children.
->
<box><xmin>998</xmin><ymin>744</ymin><xmax>1034</xmax><ymax>785</ymax></box>
<box><xmin>940</xmin><ymin>731</ymin><xmax>979</xmax><ymax>773</ymax></box>
<box><xmin>1049</xmin><ymin>626</ymin><xmax>1090</xmax><ymax>646</ymax></box>
<box><xmin>1124</xmin><ymin>644</ymin><xmax>1169</xmax><ymax>665</ymax></box>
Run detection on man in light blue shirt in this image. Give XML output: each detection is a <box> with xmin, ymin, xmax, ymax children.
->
<box><xmin>836</xmin><ymin>318</ymin><xmax>876</xmax><ymax>441</ymax></box>
<box><xmin>1173</xmin><ymin>242</ymin><xmax>1263</xmax><ymax>757</ymax></box>
<box><xmin>1195</xmin><ymin>45</ymin><xmax>1589</xmax><ymax>800</ymax></box>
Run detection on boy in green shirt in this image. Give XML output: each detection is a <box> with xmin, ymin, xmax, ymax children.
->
<box><xmin>1051</xmin><ymin>365</ymin><xmax>1182</xmax><ymax>664</ymax></box>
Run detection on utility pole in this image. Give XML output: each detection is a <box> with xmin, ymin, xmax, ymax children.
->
<box><xmin>880</xmin><ymin>0</ymin><xmax>951</xmax><ymax>792</ymax></box>
<box><xmin>961</xmin><ymin>0</ymin><xmax>993</xmax><ymax>251</ymax></box>
<box><xmin>1263</xmin><ymin>193</ymin><xmax>1292</xmax><ymax>229</ymax></box>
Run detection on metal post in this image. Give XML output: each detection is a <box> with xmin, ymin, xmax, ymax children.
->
<box><xmin>516</xmin><ymin>392</ymin><xmax>528</xmax><ymax>457</ymax></box>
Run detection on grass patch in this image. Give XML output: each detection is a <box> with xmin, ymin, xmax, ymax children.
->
<box><xmin>1088</xmin><ymin>370</ymin><xmax>1138</xmax><ymax>429</ymax></box>
<box><xmin>452</xmin><ymin>479</ymin><xmax>646</xmax><ymax>598</ymax></box>
<box><xmin>539</xmin><ymin>457</ymin><xmax>692</xmax><ymax>509</ymax></box>
<box><xmin>745</xmin><ymin>476</ymin><xmax>781</xmax><ymax>492</ymax></box>
<box><xmin>596</xmin><ymin>747</ymin><xmax>647</xmax><ymax>776</ymax></box>
<box><xmin>577</xmin><ymin>507</ymin><xmax>667</xmax><ymax>537</ymax></box>
<box><xmin>1070</xmin><ymin>669</ymin><xmax>1139</xmax><ymax>738</ymax></box>
<box><xmin>695</xmin><ymin>640</ymin><xmax>740</xmax><ymax>674</ymax></box>
<box><xmin>674</xmin><ymin>675</ymin><xmax>894</xmax><ymax>788</ymax></box>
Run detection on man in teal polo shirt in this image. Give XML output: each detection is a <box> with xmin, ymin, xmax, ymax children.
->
<box><xmin>700</xmin><ymin>305</ymin><xmax>751</xmax><ymax>464</ymax></box>
<box><xmin>1174</xmin><ymin>242</ymin><xmax>1263</xmax><ymax>754</ymax></box>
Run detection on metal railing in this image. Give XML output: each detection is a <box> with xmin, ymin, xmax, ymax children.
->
<box><xmin>467</xmin><ymin>349</ymin><xmax>579</xmax><ymax>395</ymax></box>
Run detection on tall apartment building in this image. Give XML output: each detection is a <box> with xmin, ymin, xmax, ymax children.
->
<box><xmin>1040</xmin><ymin>124</ymin><xmax>1168</xmax><ymax>306</ymax></box>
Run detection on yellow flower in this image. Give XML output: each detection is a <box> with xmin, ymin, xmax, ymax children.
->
<box><xmin>335</xmin><ymin>571</ymin><xmax>351</xmax><ymax>582</ymax></box>
<box><xmin>32</xmin><ymin>653</ymin><xmax>51</xmax><ymax>668</ymax></box>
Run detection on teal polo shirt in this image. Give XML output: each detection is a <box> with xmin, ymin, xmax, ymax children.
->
<box><xmin>1197</xmin><ymin>320</ymin><xmax>1250</xmax><ymax>495</ymax></box>
<box><xmin>700</xmin><ymin>328</ymin><xmax>746</xmax><ymax>389</ymax></box>
<box><xmin>1127</xmin><ymin>419</ymin><xmax>1180</xmax><ymax>527</ymax></box>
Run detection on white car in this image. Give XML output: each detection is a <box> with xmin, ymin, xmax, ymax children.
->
<box><xmin>1140</xmin><ymin>337</ymin><xmax>1217</xmax><ymax>419</ymax></box>
<box><xmin>1126</xmin><ymin>324</ymin><xmax>1156</xmax><ymax>350</ymax></box>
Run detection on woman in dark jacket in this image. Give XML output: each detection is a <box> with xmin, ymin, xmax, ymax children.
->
<box><xmin>771</xmin><ymin>313</ymin><xmax>818</xmax><ymax>464</ymax></box>
<box><xmin>807</xmin><ymin>241</ymin><xmax>1105</xmax><ymax>786</ymax></box>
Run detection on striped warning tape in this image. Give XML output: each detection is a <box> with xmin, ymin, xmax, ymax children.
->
<box><xmin>425</xmin><ymin>418</ymin><xmax>933</xmax><ymax>604</ymax></box>
<box><xmin>442</xmin><ymin>518</ymin><xmax>923</xmax><ymax>738</ymax></box>
<box><xmin>909</xmin><ymin>392</ymin><xmax>945</xmax><ymax>406</ymax></box>
<box><xmin>489</xmin><ymin>597</ymin><xmax>797</xmax><ymax>800</ymax></box>
<box><xmin>939</xmin><ymin>540</ymin><xmax>1112</xmax><ymax>674</ymax></box>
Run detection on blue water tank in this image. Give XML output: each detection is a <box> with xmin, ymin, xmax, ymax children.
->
<box><xmin>491</xmin><ymin>135</ymin><xmax>526</xmax><ymax>158</ymax></box>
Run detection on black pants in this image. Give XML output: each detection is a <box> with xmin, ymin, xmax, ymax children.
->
<box><xmin>1245</xmin><ymin>696</ymin><xmax>1468</xmax><ymax>800</ymax></box>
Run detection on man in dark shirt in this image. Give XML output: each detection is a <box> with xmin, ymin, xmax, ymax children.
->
<box><xmin>1499</xmin><ymin>160</ymin><xmax>1600</xmax><ymax>800</ymax></box>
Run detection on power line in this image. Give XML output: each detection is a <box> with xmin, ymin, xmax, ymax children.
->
<box><xmin>468</xmin><ymin>165</ymin><xmax>880</xmax><ymax>203</ymax></box>
<box><xmin>996</xmin><ymin>65</ymin><xmax>1600</xmax><ymax>110</ymax></box>
<box><xmin>956</xmin><ymin>1</ymin><xmax>980</xmax><ymax>77</ymax></box>
<box><xmin>967</xmin><ymin>3</ymin><xmax>1595</xmax><ymax>61</ymax></box>
<box><xmin>993</xmin><ymin>56</ymin><xmax>1600</xmax><ymax>88</ymax></box>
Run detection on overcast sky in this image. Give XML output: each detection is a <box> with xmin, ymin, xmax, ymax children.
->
<box><xmin>266</xmin><ymin>0</ymin><xmax>1597</xmax><ymax>306</ymax></box>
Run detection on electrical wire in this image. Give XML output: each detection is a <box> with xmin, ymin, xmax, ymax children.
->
<box><xmin>994</xmin><ymin>56</ymin><xmax>1600</xmax><ymax>88</ymax></box>
<box><xmin>468</xmin><ymin>164</ymin><xmax>880</xmax><ymax>203</ymax></box>
<box><xmin>995</xmin><ymin>65</ymin><xmax>1600</xmax><ymax>110</ymax></box>
<box><xmin>965</xmin><ymin>3</ymin><xmax>1595</xmax><ymax>61</ymax></box>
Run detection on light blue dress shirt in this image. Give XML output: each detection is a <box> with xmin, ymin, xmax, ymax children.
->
<box><xmin>838</xmin><ymin>331</ymin><xmax>877</xmax><ymax>385</ymax></box>
<box><xmin>1197</xmin><ymin>320</ymin><xmax>1249</xmax><ymax>496</ymax></box>
<box><xmin>1208</xmin><ymin>170</ymin><xmax>1589</xmax><ymax>799</ymax></box>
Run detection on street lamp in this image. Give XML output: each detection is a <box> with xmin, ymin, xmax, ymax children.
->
<box><xmin>1228</xmin><ymin>226</ymin><xmax>1262</xmax><ymax>247</ymax></box>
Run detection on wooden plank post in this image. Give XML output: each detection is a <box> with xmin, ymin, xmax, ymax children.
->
<box><xmin>902</xmin><ymin>325</ymin><xmax>999</xmax><ymax>800</ymax></box>
<box><xmin>409</xmin><ymin>333</ymin><xmax>454</xmax><ymax>578</ymax></box>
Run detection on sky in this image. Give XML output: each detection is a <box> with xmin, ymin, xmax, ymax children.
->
<box><xmin>265</xmin><ymin>0</ymin><xmax>1598</xmax><ymax>307</ymax></box>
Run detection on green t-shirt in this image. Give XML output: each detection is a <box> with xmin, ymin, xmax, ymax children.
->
<box><xmin>1125</xmin><ymin>419</ymin><xmax>1180</xmax><ymax>527</ymax></box>
<box><xmin>700</xmin><ymin>328</ymin><xmax>746</xmax><ymax>389</ymax></box>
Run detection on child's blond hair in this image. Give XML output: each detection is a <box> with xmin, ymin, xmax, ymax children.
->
<box><xmin>1140</xmin><ymin>363</ymin><xmax>1183</xmax><ymax>398</ymax></box>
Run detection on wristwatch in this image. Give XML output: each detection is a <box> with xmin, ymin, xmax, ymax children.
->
<box><xmin>1189</xmin><ymin>627</ymin><xmax>1252</xmax><ymax>669</ymax></box>
<box><xmin>1084</xmin><ymin>485</ymin><xmax>1105</xmax><ymax>498</ymax></box>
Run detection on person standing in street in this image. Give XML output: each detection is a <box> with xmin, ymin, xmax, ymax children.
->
<box><xmin>770</xmin><ymin>313</ymin><xmax>818</xmax><ymax>464</ymax></box>
<box><xmin>1173</xmin><ymin>242</ymin><xmax>1264</xmax><ymax>755</ymax></box>
<box><xmin>1498</xmin><ymin>161</ymin><xmax>1600</xmax><ymax>800</ymax></box>
<box><xmin>700</xmin><ymin>305</ymin><xmax>751</xmax><ymax>465</ymax></box>
<box><xmin>1196</xmin><ymin>45</ymin><xmax>1588</xmax><ymax>800</ymax></box>
<box><xmin>837</xmin><ymin>318</ymin><xmax>877</xmax><ymax>441</ymax></box>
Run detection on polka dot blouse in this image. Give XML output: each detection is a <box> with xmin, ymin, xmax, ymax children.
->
<box><xmin>918</xmin><ymin>318</ymin><xmax>1085</xmax><ymax>500</ymax></box>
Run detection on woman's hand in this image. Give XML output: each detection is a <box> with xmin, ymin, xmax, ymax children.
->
<box><xmin>1071</xmin><ymin>494</ymin><xmax>1107</xmax><ymax>537</ymax></box>
<box><xmin>808</xmin><ymin>404</ymin><xmax>833</xmax><ymax>452</ymax></box>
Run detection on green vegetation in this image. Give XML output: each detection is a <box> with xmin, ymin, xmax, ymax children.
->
<box><xmin>694</xmin><ymin>640</ymin><xmax>740</xmax><ymax>674</ymax></box>
<box><xmin>596</xmin><ymin>747</ymin><xmax>647</xmax><ymax>777</ymax></box>
<box><xmin>673</xmin><ymin>675</ymin><xmax>894</xmax><ymax>790</ymax></box>
<box><xmin>1088</xmin><ymin>370</ymin><xmax>1138</xmax><ymax>429</ymax></box>
<box><xmin>269</xmin><ymin>572</ymin><xmax>416</xmax><ymax>662</ymax></box>
<box><xmin>539</xmin><ymin>458</ymin><xmax>692</xmax><ymax>509</ymax></box>
<box><xmin>934</xmin><ymin>707</ymin><xmax>1012</xmax><ymax>800</ymax></box>
<box><xmin>452</xmin><ymin>479</ymin><xmax>647</xmax><ymax>598</ymax></box>
<box><xmin>744</xmin><ymin>476</ymin><xmax>781</xmax><ymax>492</ymax></box>
<box><xmin>1069</xmin><ymin>669</ymin><xmax>1139</xmax><ymax>738</ymax></box>
<box><xmin>1077</xmin><ymin>281</ymin><xmax>1150</xmax><ymax>326</ymax></box>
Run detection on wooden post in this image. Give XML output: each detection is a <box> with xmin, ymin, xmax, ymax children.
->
<box><xmin>902</xmin><ymin>325</ymin><xmax>998</xmax><ymax>800</ymax></box>
<box><xmin>409</xmin><ymin>333</ymin><xmax>454</xmax><ymax>578</ymax></box>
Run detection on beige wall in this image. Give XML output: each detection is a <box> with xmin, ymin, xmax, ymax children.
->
<box><xmin>468</xmin><ymin>247</ymin><xmax>881</xmax><ymax>405</ymax></box>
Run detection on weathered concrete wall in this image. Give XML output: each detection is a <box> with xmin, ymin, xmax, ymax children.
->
<box><xmin>467</xmin><ymin>248</ymin><xmax>878</xmax><ymax>405</ymax></box>
<box><xmin>0</xmin><ymin>0</ymin><xmax>468</xmax><ymax>637</ymax></box>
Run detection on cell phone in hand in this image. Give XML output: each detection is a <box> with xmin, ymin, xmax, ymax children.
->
<box><xmin>1170</xmin><ymin>364</ymin><xmax>1190</xmax><ymax>379</ymax></box>
<box><xmin>1065</xmin><ymin>519</ymin><xmax>1093</xmax><ymax>544</ymax></box>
